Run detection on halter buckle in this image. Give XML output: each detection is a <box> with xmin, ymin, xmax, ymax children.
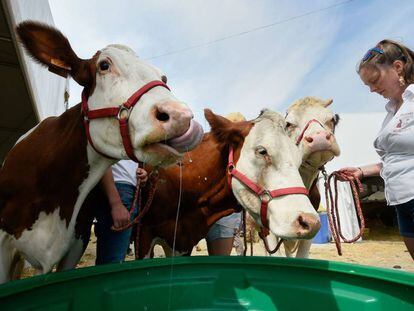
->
<box><xmin>259</xmin><ymin>190</ymin><xmax>272</xmax><ymax>202</ymax></box>
<box><xmin>117</xmin><ymin>105</ymin><xmax>131</xmax><ymax>121</ymax></box>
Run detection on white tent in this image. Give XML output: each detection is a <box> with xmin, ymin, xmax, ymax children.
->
<box><xmin>318</xmin><ymin>112</ymin><xmax>386</xmax><ymax>241</ymax></box>
<box><xmin>0</xmin><ymin>0</ymin><xmax>68</xmax><ymax>162</ymax></box>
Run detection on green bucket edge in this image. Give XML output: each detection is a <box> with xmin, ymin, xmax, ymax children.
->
<box><xmin>0</xmin><ymin>256</ymin><xmax>413</xmax><ymax>297</ymax></box>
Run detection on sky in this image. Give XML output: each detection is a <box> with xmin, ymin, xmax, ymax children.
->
<box><xmin>47</xmin><ymin>0</ymin><xmax>414</xmax><ymax>124</ymax></box>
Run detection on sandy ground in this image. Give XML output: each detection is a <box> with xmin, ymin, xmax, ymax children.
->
<box><xmin>76</xmin><ymin>229</ymin><xmax>414</xmax><ymax>273</ymax></box>
<box><xmin>22</xmin><ymin>227</ymin><xmax>414</xmax><ymax>279</ymax></box>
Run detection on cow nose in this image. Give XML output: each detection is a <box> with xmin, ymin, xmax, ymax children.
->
<box><xmin>296</xmin><ymin>212</ymin><xmax>320</xmax><ymax>238</ymax></box>
<box><xmin>304</xmin><ymin>136</ymin><xmax>313</xmax><ymax>143</ymax></box>
<box><xmin>154</xmin><ymin>101</ymin><xmax>193</xmax><ymax>135</ymax></box>
<box><xmin>303</xmin><ymin>130</ymin><xmax>333</xmax><ymax>151</ymax></box>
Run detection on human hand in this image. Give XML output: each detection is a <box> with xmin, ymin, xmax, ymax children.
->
<box><xmin>110</xmin><ymin>202</ymin><xmax>130</xmax><ymax>229</ymax></box>
<box><xmin>136</xmin><ymin>167</ymin><xmax>148</xmax><ymax>185</ymax></box>
<box><xmin>336</xmin><ymin>167</ymin><xmax>363</xmax><ymax>181</ymax></box>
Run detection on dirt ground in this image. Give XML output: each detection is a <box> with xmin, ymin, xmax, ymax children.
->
<box><xmin>76</xmin><ymin>226</ymin><xmax>414</xmax><ymax>273</ymax></box>
<box><xmin>22</xmin><ymin>225</ymin><xmax>413</xmax><ymax>279</ymax></box>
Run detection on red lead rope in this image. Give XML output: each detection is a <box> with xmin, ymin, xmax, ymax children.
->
<box><xmin>110</xmin><ymin>170</ymin><xmax>159</xmax><ymax>232</ymax></box>
<box><xmin>322</xmin><ymin>169</ymin><xmax>365</xmax><ymax>256</ymax></box>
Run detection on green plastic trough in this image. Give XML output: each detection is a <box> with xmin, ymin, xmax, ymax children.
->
<box><xmin>0</xmin><ymin>256</ymin><xmax>413</xmax><ymax>310</ymax></box>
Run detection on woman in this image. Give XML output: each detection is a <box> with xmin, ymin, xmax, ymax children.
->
<box><xmin>339</xmin><ymin>40</ymin><xmax>414</xmax><ymax>259</ymax></box>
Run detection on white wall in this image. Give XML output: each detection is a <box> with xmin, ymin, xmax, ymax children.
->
<box><xmin>5</xmin><ymin>0</ymin><xmax>68</xmax><ymax>120</ymax></box>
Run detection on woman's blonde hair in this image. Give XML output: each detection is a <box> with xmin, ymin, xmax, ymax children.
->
<box><xmin>358</xmin><ymin>39</ymin><xmax>414</xmax><ymax>84</ymax></box>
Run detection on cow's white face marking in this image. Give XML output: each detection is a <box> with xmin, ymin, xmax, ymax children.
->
<box><xmin>231</xmin><ymin>110</ymin><xmax>318</xmax><ymax>239</ymax></box>
<box><xmin>87</xmin><ymin>45</ymin><xmax>194</xmax><ymax>166</ymax></box>
<box><xmin>285</xmin><ymin>97</ymin><xmax>340</xmax><ymax>169</ymax></box>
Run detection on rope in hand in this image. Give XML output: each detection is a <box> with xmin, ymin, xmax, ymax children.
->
<box><xmin>111</xmin><ymin>169</ymin><xmax>159</xmax><ymax>232</ymax></box>
<box><xmin>322</xmin><ymin>168</ymin><xmax>365</xmax><ymax>256</ymax></box>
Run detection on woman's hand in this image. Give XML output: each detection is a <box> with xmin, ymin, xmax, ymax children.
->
<box><xmin>136</xmin><ymin>167</ymin><xmax>148</xmax><ymax>185</ymax></box>
<box><xmin>336</xmin><ymin>167</ymin><xmax>363</xmax><ymax>181</ymax></box>
<box><xmin>110</xmin><ymin>202</ymin><xmax>130</xmax><ymax>229</ymax></box>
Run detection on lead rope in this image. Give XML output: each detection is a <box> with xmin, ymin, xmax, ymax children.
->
<box><xmin>322</xmin><ymin>168</ymin><xmax>365</xmax><ymax>256</ymax></box>
<box><xmin>111</xmin><ymin>169</ymin><xmax>159</xmax><ymax>233</ymax></box>
<box><xmin>242</xmin><ymin>208</ymin><xmax>248</xmax><ymax>256</ymax></box>
<box><xmin>259</xmin><ymin>228</ymin><xmax>284</xmax><ymax>255</ymax></box>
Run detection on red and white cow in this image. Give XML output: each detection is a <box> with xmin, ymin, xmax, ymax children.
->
<box><xmin>265</xmin><ymin>96</ymin><xmax>340</xmax><ymax>257</ymax></box>
<box><xmin>0</xmin><ymin>21</ymin><xmax>202</xmax><ymax>283</ymax></box>
<box><xmin>111</xmin><ymin>109</ymin><xmax>320</xmax><ymax>258</ymax></box>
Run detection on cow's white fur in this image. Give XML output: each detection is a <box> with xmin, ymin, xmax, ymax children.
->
<box><xmin>231</xmin><ymin>110</ymin><xmax>319</xmax><ymax>239</ymax></box>
<box><xmin>88</xmin><ymin>45</ymin><xmax>192</xmax><ymax>167</ymax></box>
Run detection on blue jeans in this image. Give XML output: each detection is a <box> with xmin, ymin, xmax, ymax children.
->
<box><xmin>394</xmin><ymin>198</ymin><xmax>414</xmax><ymax>238</ymax></box>
<box><xmin>95</xmin><ymin>182</ymin><xmax>138</xmax><ymax>265</ymax></box>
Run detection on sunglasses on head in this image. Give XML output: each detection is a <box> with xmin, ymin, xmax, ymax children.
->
<box><xmin>362</xmin><ymin>47</ymin><xmax>384</xmax><ymax>62</ymax></box>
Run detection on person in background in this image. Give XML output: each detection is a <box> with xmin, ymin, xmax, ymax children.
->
<box><xmin>95</xmin><ymin>160</ymin><xmax>147</xmax><ymax>264</ymax></box>
<box><xmin>206</xmin><ymin>112</ymin><xmax>245</xmax><ymax>256</ymax></box>
<box><xmin>338</xmin><ymin>40</ymin><xmax>414</xmax><ymax>260</ymax></box>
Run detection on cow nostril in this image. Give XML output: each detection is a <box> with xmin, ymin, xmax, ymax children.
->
<box><xmin>298</xmin><ymin>215</ymin><xmax>310</xmax><ymax>230</ymax></box>
<box><xmin>156</xmin><ymin>110</ymin><xmax>170</xmax><ymax>122</ymax></box>
<box><xmin>305</xmin><ymin>136</ymin><xmax>313</xmax><ymax>143</ymax></box>
<box><xmin>326</xmin><ymin>133</ymin><xmax>332</xmax><ymax>140</ymax></box>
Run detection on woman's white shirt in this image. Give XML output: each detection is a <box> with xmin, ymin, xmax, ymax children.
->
<box><xmin>374</xmin><ymin>84</ymin><xmax>414</xmax><ymax>205</ymax></box>
<box><xmin>111</xmin><ymin>160</ymin><xmax>138</xmax><ymax>187</ymax></box>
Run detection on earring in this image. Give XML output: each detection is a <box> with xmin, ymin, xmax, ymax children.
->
<box><xmin>399</xmin><ymin>76</ymin><xmax>406</xmax><ymax>87</ymax></box>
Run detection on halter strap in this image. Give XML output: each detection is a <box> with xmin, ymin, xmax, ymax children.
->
<box><xmin>81</xmin><ymin>80</ymin><xmax>170</xmax><ymax>162</ymax></box>
<box><xmin>295</xmin><ymin>119</ymin><xmax>324</xmax><ymax>146</ymax></box>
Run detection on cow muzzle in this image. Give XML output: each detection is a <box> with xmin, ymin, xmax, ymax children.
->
<box><xmin>151</xmin><ymin>101</ymin><xmax>204</xmax><ymax>153</ymax></box>
<box><xmin>294</xmin><ymin>212</ymin><xmax>321</xmax><ymax>239</ymax></box>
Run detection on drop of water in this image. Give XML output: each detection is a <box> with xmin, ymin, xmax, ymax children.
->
<box><xmin>185</xmin><ymin>147</ymin><xmax>193</xmax><ymax>163</ymax></box>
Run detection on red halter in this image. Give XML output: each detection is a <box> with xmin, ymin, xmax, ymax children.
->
<box><xmin>81</xmin><ymin>80</ymin><xmax>170</xmax><ymax>162</ymax></box>
<box><xmin>295</xmin><ymin>119</ymin><xmax>324</xmax><ymax>146</ymax></box>
<box><xmin>227</xmin><ymin>146</ymin><xmax>309</xmax><ymax>229</ymax></box>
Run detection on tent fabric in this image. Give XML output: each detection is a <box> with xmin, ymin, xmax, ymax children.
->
<box><xmin>5</xmin><ymin>0</ymin><xmax>68</xmax><ymax>120</ymax></box>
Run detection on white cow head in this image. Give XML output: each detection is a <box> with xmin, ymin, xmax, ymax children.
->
<box><xmin>16</xmin><ymin>21</ymin><xmax>203</xmax><ymax>166</ymax></box>
<box><xmin>206</xmin><ymin>109</ymin><xmax>320</xmax><ymax>239</ymax></box>
<box><xmin>285</xmin><ymin>97</ymin><xmax>340</xmax><ymax>170</ymax></box>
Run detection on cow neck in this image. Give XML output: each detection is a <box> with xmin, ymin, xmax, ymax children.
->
<box><xmin>0</xmin><ymin>104</ymin><xmax>106</xmax><ymax>238</ymax></box>
<box><xmin>81</xmin><ymin>80</ymin><xmax>170</xmax><ymax>162</ymax></box>
<box><xmin>191</xmin><ymin>135</ymin><xmax>240</xmax><ymax>223</ymax></box>
<box><xmin>299</xmin><ymin>163</ymin><xmax>321</xmax><ymax>189</ymax></box>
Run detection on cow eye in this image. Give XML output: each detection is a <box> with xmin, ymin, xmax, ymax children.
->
<box><xmin>285</xmin><ymin>122</ymin><xmax>295</xmax><ymax>130</ymax></box>
<box><xmin>161</xmin><ymin>75</ymin><xmax>168</xmax><ymax>83</ymax></box>
<box><xmin>99</xmin><ymin>60</ymin><xmax>110</xmax><ymax>71</ymax></box>
<box><xmin>256</xmin><ymin>147</ymin><xmax>268</xmax><ymax>156</ymax></box>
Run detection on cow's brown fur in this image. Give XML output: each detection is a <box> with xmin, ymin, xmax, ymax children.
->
<box><xmin>0</xmin><ymin>105</ymin><xmax>89</xmax><ymax>238</ymax></box>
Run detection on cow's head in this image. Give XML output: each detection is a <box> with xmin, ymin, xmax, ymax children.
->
<box><xmin>16</xmin><ymin>21</ymin><xmax>203</xmax><ymax>166</ymax></box>
<box><xmin>285</xmin><ymin>97</ymin><xmax>340</xmax><ymax>169</ymax></box>
<box><xmin>205</xmin><ymin>109</ymin><xmax>320</xmax><ymax>240</ymax></box>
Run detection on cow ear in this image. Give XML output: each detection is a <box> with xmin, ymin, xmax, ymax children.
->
<box><xmin>16</xmin><ymin>20</ymin><xmax>92</xmax><ymax>86</ymax></box>
<box><xmin>204</xmin><ymin>109</ymin><xmax>252</xmax><ymax>145</ymax></box>
<box><xmin>323</xmin><ymin>98</ymin><xmax>333</xmax><ymax>107</ymax></box>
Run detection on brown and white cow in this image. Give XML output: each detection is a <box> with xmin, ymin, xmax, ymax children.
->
<box><xmin>0</xmin><ymin>21</ymin><xmax>203</xmax><ymax>283</ymax></box>
<box><xmin>116</xmin><ymin>108</ymin><xmax>320</xmax><ymax>258</ymax></box>
<box><xmin>265</xmin><ymin>96</ymin><xmax>340</xmax><ymax>258</ymax></box>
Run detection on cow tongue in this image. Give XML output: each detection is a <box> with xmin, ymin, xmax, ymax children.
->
<box><xmin>167</xmin><ymin>119</ymin><xmax>204</xmax><ymax>153</ymax></box>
